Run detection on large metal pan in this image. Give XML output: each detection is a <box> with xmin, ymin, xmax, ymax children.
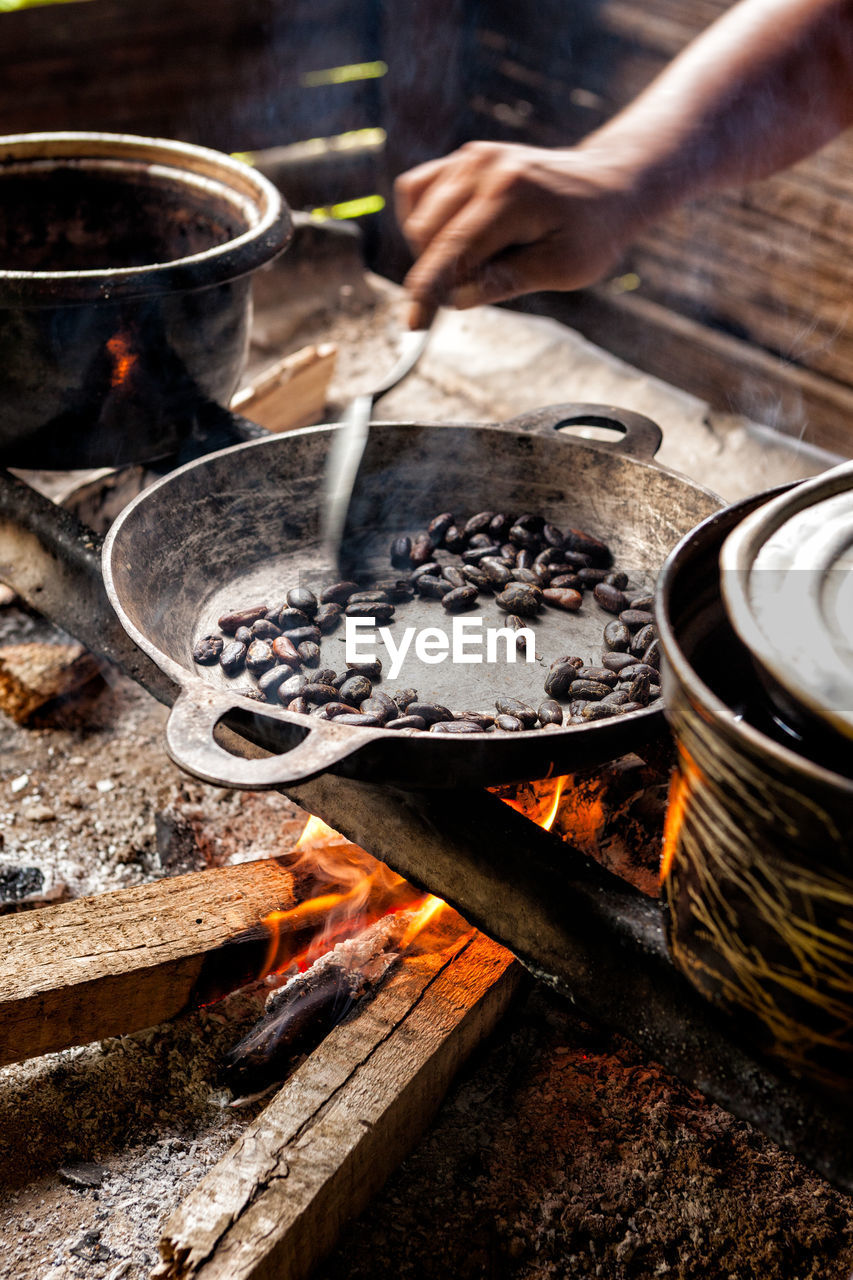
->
<box><xmin>103</xmin><ymin>405</ymin><xmax>722</xmax><ymax>789</ymax></box>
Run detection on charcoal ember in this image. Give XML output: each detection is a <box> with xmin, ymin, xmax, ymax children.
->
<box><xmin>582</xmin><ymin>701</ymin><xmax>624</xmax><ymax>720</ymax></box>
<box><xmin>461</xmin><ymin>544</ymin><xmax>502</xmax><ymax>564</ymax></box>
<box><xmin>416</xmin><ymin>576</ymin><xmax>453</xmax><ymax>599</ymax></box>
<box><xmin>543</xmin><ymin>588</ymin><xmax>582</xmax><ymax>612</ymax></box>
<box><xmin>347</xmin><ymin>658</ymin><xmax>382</xmax><ymax>680</ymax></box>
<box><xmin>479</xmin><ymin>557</ymin><xmax>514</xmax><ymax>587</ymax></box>
<box><xmin>443</xmin><ymin>525</ymin><xmax>466</xmax><ymax>552</ymax></box>
<box><xmin>430</xmin><ymin>720</ymin><xmax>483</xmax><ymax>733</ymax></box>
<box><xmin>390</xmin><ymin>535</ymin><xmax>413</xmax><ymax>568</ymax></box>
<box><xmin>442</xmin><ymin>586</ymin><xmax>479</xmax><ymax>612</ymax></box>
<box><xmin>58</xmin><ymin>1162</ymin><xmax>106</xmax><ymax>1191</ymax></box>
<box><xmin>630</xmin><ymin>594</ymin><xmax>655</xmax><ymax>612</ymax></box>
<box><xmin>549</xmin><ymin>572</ymin><xmax>583</xmax><ymax>591</ymax></box>
<box><xmin>297</xmin><ymin>641</ymin><xmax>321</xmax><ymax>665</ymax></box>
<box><xmin>427</xmin><ymin>511</ymin><xmax>455</xmax><ymax>546</ymax></box>
<box><xmin>544</xmin><ymin>662</ymin><xmax>580</xmax><ymax>699</ymax></box>
<box><xmin>594</xmin><ymin>583</ymin><xmax>630</xmax><ymax>614</ymax></box>
<box><xmin>276</xmin><ymin>672</ymin><xmax>308</xmax><ymax>701</ymax></box>
<box><xmin>442</xmin><ymin>565</ymin><xmax>467</xmax><ymax>588</ymax></box>
<box><xmin>407</xmin><ymin>702</ymin><xmax>453</xmax><ymax>725</ymax></box>
<box><xmin>259</xmin><ymin>665</ymin><xmax>300</xmax><ymax>698</ymax></box>
<box><xmin>349</xmin><ymin>590</ymin><xmax>391</xmax><ymax>604</ymax></box>
<box><xmin>576</xmin><ymin>666</ymin><xmax>618</xmax><ymax>687</ymax></box>
<box><xmin>511</xmin><ymin>568</ymin><xmax>540</xmax><ymax>585</ymax></box>
<box><xmin>619</xmin><ymin>609</ymin><xmax>655</xmax><ymax>632</ymax></box>
<box><xmin>69</xmin><ymin>1229</ymin><xmax>110</xmax><ymax>1264</ymax></box>
<box><xmin>463</xmin><ymin>511</ymin><xmax>495</xmax><ymax>538</ymax></box>
<box><xmin>538</xmin><ymin>699</ymin><xmax>563</xmax><ymax>725</ymax></box>
<box><xmin>631</xmin><ymin>623</ymin><xmax>658</xmax><ymax>656</ymax></box>
<box><xmin>286</xmin><ymin>696</ymin><xmax>310</xmax><ymax>714</ymax></box>
<box><xmin>508</xmin><ymin>524</ymin><xmax>542</xmax><ymax>551</ymax></box>
<box><xmin>461</xmin><ymin>566</ymin><xmax>493</xmax><ymax>592</ymax></box>
<box><xmin>193</xmin><ymin>635</ymin><xmax>223</xmax><ymax>664</ymax></box>
<box><xmin>251</xmin><ymin>618</ymin><xmax>281</xmax><ymax>640</ymax></box>
<box><xmin>302</xmin><ymin>682</ymin><xmax>340</xmax><ymax>704</ymax></box>
<box><xmin>602</xmin><ymin>651</ymin><xmax>638</xmax><ymax>673</ymax></box>
<box><xmin>279</xmin><ymin>625</ymin><xmax>321</xmax><ymax>647</ymax></box>
<box><xmin>218</xmin><ymin>604</ymin><xmax>268</xmax><ymax>634</ymax></box>
<box><xmin>278</xmin><ymin>608</ymin><xmax>311</xmax><ymax>631</ymax></box>
<box><xmin>385</xmin><ymin>715</ymin><xmax>427</xmax><ymax>730</ymax></box>
<box><xmin>321</xmin><ymin>581</ymin><xmax>359</xmax><ymax>605</ymax></box>
<box><xmin>234</xmin><ymin>626</ymin><xmax>252</xmax><ymax>646</ymax></box>
<box><xmin>334</xmin><ymin>712</ymin><xmax>385</xmax><ymax>726</ymax></box>
<box><xmin>603</xmin><ymin>620</ymin><xmax>631</xmax><ymax>652</ymax></box>
<box><xmin>361</xmin><ymin>696</ymin><xmax>395</xmax><ymax>723</ymax></box>
<box><xmin>495</xmin><ymin>583</ymin><xmax>542</xmax><ymax>616</ymax></box>
<box><xmin>225</xmin><ymin>964</ymin><xmax>357</xmax><ymax>1094</ymax></box>
<box><xmin>391</xmin><ymin>688</ymin><xmax>418</xmax><ymax>712</ymax></box>
<box><xmin>495</xmin><ymin>697</ymin><xmax>537</xmax><ymax>727</ymax></box>
<box><xmin>315</xmin><ymin>603</ymin><xmax>343</xmax><ymax>634</ymax></box>
<box><xmin>410</xmin><ymin>532</ymin><xmax>434</xmax><ymax>565</ymax></box>
<box><xmin>345</xmin><ymin>602</ymin><xmax>396</xmax><ymax>623</ymax></box>
<box><xmin>495</xmin><ymin>713</ymin><xmax>524</xmax><ymax>731</ymax></box>
<box><xmin>219</xmin><ymin>640</ymin><xmax>246</xmax><ymax>675</ymax></box>
<box><xmin>563</xmin><ymin>528</ymin><xmax>612</xmax><ymax>566</ymax></box>
<box><xmin>0</xmin><ymin>865</ymin><xmax>44</xmax><ymax>904</ymax></box>
<box><xmin>570</xmin><ymin>679</ymin><xmax>612</xmax><ymax>701</ymax></box>
<box><xmin>338</xmin><ymin>674</ymin><xmax>372</xmax><ymax>706</ymax></box>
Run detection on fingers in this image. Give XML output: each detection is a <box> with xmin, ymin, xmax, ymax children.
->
<box><xmin>394</xmin><ymin>156</ymin><xmax>458</xmax><ymax>234</ymax></box>
<box><xmin>450</xmin><ymin>241</ymin><xmax>563</xmax><ymax>310</ymax></box>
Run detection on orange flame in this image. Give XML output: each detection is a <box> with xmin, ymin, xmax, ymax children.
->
<box><xmin>258</xmin><ymin>815</ymin><xmax>447</xmax><ymax>979</ymax></box>
<box><xmin>106</xmin><ymin>332</ymin><xmax>139</xmax><ymax>387</ymax></box>
<box><xmin>497</xmin><ymin>775</ymin><xmax>573</xmax><ymax>830</ymax></box>
<box><xmin>660</xmin><ymin>750</ymin><xmax>699</xmax><ymax>884</ymax></box>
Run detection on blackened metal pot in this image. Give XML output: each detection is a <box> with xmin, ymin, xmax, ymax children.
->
<box><xmin>0</xmin><ymin>132</ymin><xmax>291</xmax><ymax>468</ymax></box>
<box><xmin>656</xmin><ymin>490</ymin><xmax>853</xmax><ymax>1092</ymax></box>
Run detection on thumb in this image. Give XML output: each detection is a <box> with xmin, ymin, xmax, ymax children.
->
<box><xmin>451</xmin><ymin>241</ymin><xmax>592</xmax><ymax>309</ymax></box>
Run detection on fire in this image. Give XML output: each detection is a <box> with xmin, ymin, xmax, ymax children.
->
<box><xmin>106</xmin><ymin>331</ymin><xmax>139</xmax><ymax>387</ymax></box>
<box><xmin>660</xmin><ymin>749</ymin><xmax>699</xmax><ymax>884</ymax></box>
<box><xmin>496</xmin><ymin>774</ymin><xmax>573</xmax><ymax>830</ymax></box>
<box><xmin>258</xmin><ymin>815</ymin><xmax>448</xmax><ymax>980</ymax></box>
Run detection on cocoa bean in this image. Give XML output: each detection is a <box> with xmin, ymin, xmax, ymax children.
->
<box><xmin>193</xmin><ymin>635</ymin><xmax>223</xmax><ymax>664</ymax></box>
<box><xmin>218</xmin><ymin>604</ymin><xmax>267</xmax><ymax>634</ymax></box>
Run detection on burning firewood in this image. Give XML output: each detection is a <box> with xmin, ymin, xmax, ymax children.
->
<box><xmin>225</xmin><ymin>905</ymin><xmax>437</xmax><ymax>1095</ymax></box>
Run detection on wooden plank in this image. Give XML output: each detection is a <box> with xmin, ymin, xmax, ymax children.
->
<box><xmin>0</xmin><ymin>858</ymin><xmax>294</xmax><ymax>1068</ymax></box>
<box><xmin>154</xmin><ymin>931</ymin><xmax>522</xmax><ymax>1280</ymax></box>
<box><xmin>232</xmin><ymin>344</ymin><xmax>337</xmax><ymax>433</ymax></box>
<box><xmin>525</xmin><ymin>286</ymin><xmax>853</xmax><ymax>456</ymax></box>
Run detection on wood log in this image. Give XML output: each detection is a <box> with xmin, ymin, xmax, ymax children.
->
<box><xmin>0</xmin><ymin>859</ymin><xmax>295</xmax><ymax>1069</ymax></box>
<box><xmin>155</xmin><ymin>932</ymin><xmax>521</xmax><ymax>1280</ymax></box>
<box><xmin>0</xmin><ymin>641</ymin><xmax>103</xmax><ymax>724</ymax></box>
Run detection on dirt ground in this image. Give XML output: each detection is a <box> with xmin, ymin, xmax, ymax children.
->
<box><xmin>1</xmin><ymin>245</ymin><xmax>851</xmax><ymax>1279</ymax></box>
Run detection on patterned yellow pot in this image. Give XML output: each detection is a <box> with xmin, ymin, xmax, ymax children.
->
<box><xmin>657</xmin><ymin>492</ymin><xmax>853</xmax><ymax>1093</ymax></box>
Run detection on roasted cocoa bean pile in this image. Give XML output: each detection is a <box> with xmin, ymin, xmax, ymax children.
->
<box><xmin>193</xmin><ymin>510</ymin><xmax>661</xmax><ymax>733</ymax></box>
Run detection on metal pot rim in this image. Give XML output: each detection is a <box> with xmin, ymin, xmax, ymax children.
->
<box><xmin>0</xmin><ymin>131</ymin><xmax>291</xmax><ymax>304</ymax></box>
<box><xmin>656</xmin><ymin>491</ymin><xmax>853</xmax><ymax>794</ymax></box>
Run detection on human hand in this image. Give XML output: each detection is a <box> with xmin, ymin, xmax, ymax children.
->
<box><xmin>395</xmin><ymin>140</ymin><xmax>646</xmax><ymax>328</ymax></box>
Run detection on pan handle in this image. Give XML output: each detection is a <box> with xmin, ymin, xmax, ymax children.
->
<box><xmin>164</xmin><ymin>686</ymin><xmax>373</xmax><ymax>789</ymax></box>
<box><xmin>503</xmin><ymin>403</ymin><xmax>662</xmax><ymax>460</ymax></box>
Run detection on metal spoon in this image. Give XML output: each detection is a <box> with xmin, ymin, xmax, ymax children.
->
<box><xmin>322</xmin><ymin>325</ymin><xmax>432</xmax><ymax>570</ymax></box>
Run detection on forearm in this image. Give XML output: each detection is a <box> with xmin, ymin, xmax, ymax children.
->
<box><xmin>584</xmin><ymin>0</ymin><xmax>853</xmax><ymax>224</ymax></box>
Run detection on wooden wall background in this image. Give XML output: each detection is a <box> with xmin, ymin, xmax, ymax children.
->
<box><xmin>1</xmin><ymin>0</ymin><xmax>852</xmax><ymax>451</ymax></box>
